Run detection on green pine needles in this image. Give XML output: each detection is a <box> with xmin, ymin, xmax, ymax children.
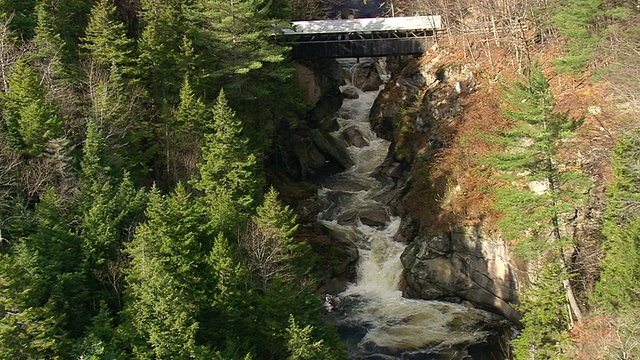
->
<box><xmin>594</xmin><ymin>130</ymin><xmax>640</xmax><ymax>311</ymax></box>
<box><xmin>480</xmin><ymin>64</ymin><xmax>590</xmax><ymax>358</ymax></box>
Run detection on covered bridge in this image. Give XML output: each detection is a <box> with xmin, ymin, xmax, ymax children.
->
<box><xmin>275</xmin><ymin>16</ymin><xmax>443</xmax><ymax>58</ymax></box>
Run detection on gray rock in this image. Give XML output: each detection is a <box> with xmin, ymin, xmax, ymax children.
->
<box><xmin>319</xmin><ymin>116</ymin><xmax>340</xmax><ymax>132</ymax></box>
<box><xmin>323</xmin><ymin>179</ymin><xmax>370</xmax><ymax>192</ymax></box>
<box><xmin>401</xmin><ymin>226</ymin><xmax>521</xmax><ymax>324</ymax></box>
<box><xmin>337</xmin><ymin>207</ymin><xmax>390</xmax><ymax>227</ymax></box>
<box><xmin>310</xmin><ymin>129</ymin><xmax>354</xmax><ymax>169</ymax></box>
<box><xmin>291</xmin><ymin>135</ymin><xmax>327</xmax><ymax>179</ymax></box>
<box><xmin>341</xmin><ymin>86</ymin><xmax>360</xmax><ymax>99</ymax></box>
<box><xmin>341</xmin><ymin>126</ymin><xmax>369</xmax><ymax>148</ymax></box>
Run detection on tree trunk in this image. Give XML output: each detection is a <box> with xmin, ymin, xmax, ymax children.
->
<box><xmin>563</xmin><ymin>277</ymin><xmax>583</xmax><ymax>325</ymax></box>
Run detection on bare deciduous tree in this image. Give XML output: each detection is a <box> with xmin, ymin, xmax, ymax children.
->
<box><xmin>239</xmin><ymin>220</ymin><xmax>295</xmax><ymax>289</ymax></box>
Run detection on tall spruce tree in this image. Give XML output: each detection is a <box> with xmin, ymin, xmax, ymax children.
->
<box><xmin>242</xmin><ymin>186</ymin><xmax>310</xmax><ymax>289</ymax></box>
<box><xmin>81</xmin><ymin>0</ymin><xmax>134</xmax><ymax>70</ymax></box>
<box><xmin>0</xmin><ymin>189</ymin><xmax>85</xmax><ymax>358</ymax></box>
<box><xmin>194</xmin><ymin>89</ymin><xmax>259</xmax><ymax>218</ymax></box>
<box><xmin>0</xmin><ymin>0</ymin><xmax>37</xmax><ymax>40</ymax></box>
<box><xmin>164</xmin><ymin>76</ymin><xmax>207</xmax><ymax>186</ymax></box>
<box><xmin>136</xmin><ymin>0</ymin><xmax>187</xmax><ymax>103</ymax></box>
<box><xmin>1</xmin><ymin>59</ymin><xmax>62</xmax><ymax>155</ymax></box>
<box><xmin>594</xmin><ymin>130</ymin><xmax>640</xmax><ymax>311</ymax></box>
<box><xmin>124</xmin><ymin>185</ymin><xmax>214</xmax><ymax>359</ymax></box>
<box><xmin>551</xmin><ymin>0</ymin><xmax>602</xmax><ymax>73</ymax></box>
<box><xmin>78</xmin><ymin>119</ymin><xmax>147</xmax><ymax>312</ymax></box>
<box><xmin>480</xmin><ymin>64</ymin><xmax>589</xmax><ymax>358</ymax></box>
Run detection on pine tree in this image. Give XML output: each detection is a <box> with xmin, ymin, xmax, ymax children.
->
<box><xmin>0</xmin><ymin>189</ymin><xmax>86</xmax><ymax>358</ymax></box>
<box><xmin>594</xmin><ymin>130</ymin><xmax>640</xmax><ymax>311</ymax></box>
<box><xmin>286</xmin><ymin>315</ymin><xmax>326</xmax><ymax>360</ymax></box>
<box><xmin>185</xmin><ymin>0</ymin><xmax>285</xmax><ymax>81</ymax></box>
<box><xmin>35</xmin><ymin>0</ymin><xmax>92</xmax><ymax>65</ymax></box>
<box><xmin>551</xmin><ymin>0</ymin><xmax>602</xmax><ymax>73</ymax></box>
<box><xmin>124</xmin><ymin>185</ymin><xmax>214</xmax><ymax>359</ymax></box>
<box><xmin>136</xmin><ymin>0</ymin><xmax>187</xmax><ymax>103</ymax></box>
<box><xmin>194</xmin><ymin>89</ymin><xmax>259</xmax><ymax>214</ymax></box>
<box><xmin>0</xmin><ymin>0</ymin><xmax>37</xmax><ymax>40</ymax></box>
<box><xmin>480</xmin><ymin>64</ymin><xmax>590</xmax><ymax>357</ymax></box>
<box><xmin>1</xmin><ymin>59</ymin><xmax>63</xmax><ymax>155</ymax></box>
<box><xmin>241</xmin><ymin>187</ymin><xmax>311</xmax><ymax>288</ymax></box>
<box><xmin>164</xmin><ymin>76</ymin><xmax>207</xmax><ymax>185</ymax></box>
<box><xmin>512</xmin><ymin>256</ymin><xmax>571</xmax><ymax>359</ymax></box>
<box><xmin>78</xmin><ymin>119</ymin><xmax>148</xmax><ymax>312</ymax></box>
<box><xmin>31</xmin><ymin>2</ymin><xmax>68</xmax><ymax>80</ymax></box>
<box><xmin>81</xmin><ymin>0</ymin><xmax>134</xmax><ymax>70</ymax></box>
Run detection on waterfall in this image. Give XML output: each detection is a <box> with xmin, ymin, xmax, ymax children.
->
<box><xmin>318</xmin><ymin>59</ymin><xmax>506</xmax><ymax>359</ymax></box>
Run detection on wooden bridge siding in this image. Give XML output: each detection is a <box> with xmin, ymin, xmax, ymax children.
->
<box><xmin>289</xmin><ymin>37</ymin><xmax>435</xmax><ymax>58</ymax></box>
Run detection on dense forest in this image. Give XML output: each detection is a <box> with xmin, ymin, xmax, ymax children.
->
<box><xmin>0</xmin><ymin>0</ymin><xmax>638</xmax><ymax>359</ymax></box>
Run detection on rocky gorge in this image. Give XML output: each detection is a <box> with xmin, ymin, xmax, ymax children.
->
<box><xmin>272</xmin><ymin>53</ymin><xmax>525</xmax><ymax>357</ymax></box>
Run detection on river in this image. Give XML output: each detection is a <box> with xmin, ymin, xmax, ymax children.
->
<box><xmin>317</xmin><ymin>59</ymin><xmax>508</xmax><ymax>359</ymax></box>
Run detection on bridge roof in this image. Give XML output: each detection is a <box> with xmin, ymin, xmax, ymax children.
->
<box><xmin>281</xmin><ymin>16</ymin><xmax>442</xmax><ymax>35</ymax></box>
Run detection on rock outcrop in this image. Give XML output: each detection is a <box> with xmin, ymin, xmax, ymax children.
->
<box><xmin>401</xmin><ymin>226</ymin><xmax>521</xmax><ymax>323</ymax></box>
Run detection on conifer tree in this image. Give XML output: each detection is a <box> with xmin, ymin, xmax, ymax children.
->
<box><xmin>594</xmin><ymin>130</ymin><xmax>640</xmax><ymax>311</ymax></box>
<box><xmin>32</xmin><ymin>2</ymin><xmax>67</xmax><ymax>80</ymax></box>
<box><xmin>81</xmin><ymin>0</ymin><xmax>134</xmax><ymax>70</ymax></box>
<box><xmin>242</xmin><ymin>186</ymin><xmax>311</xmax><ymax>288</ymax></box>
<box><xmin>78</xmin><ymin>119</ymin><xmax>147</xmax><ymax>312</ymax></box>
<box><xmin>125</xmin><ymin>185</ymin><xmax>213</xmax><ymax>359</ymax></box>
<box><xmin>0</xmin><ymin>189</ymin><xmax>86</xmax><ymax>358</ymax></box>
<box><xmin>0</xmin><ymin>0</ymin><xmax>36</xmax><ymax>40</ymax></box>
<box><xmin>165</xmin><ymin>76</ymin><xmax>208</xmax><ymax>185</ymax></box>
<box><xmin>512</xmin><ymin>256</ymin><xmax>571</xmax><ymax>360</ymax></box>
<box><xmin>286</xmin><ymin>315</ymin><xmax>326</xmax><ymax>360</ymax></box>
<box><xmin>185</xmin><ymin>0</ymin><xmax>285</xmax><ymax>81</ymax></box>
<box><xmin>136</xmin><ymin>0</ymin><xmax>187</xmax><ymax>102</ymax></box>
<box><xmin>194</xmin><ymin>89</ymin><xmax>259</xmax><ymax>214</ymax></box>
<box><xmin>34</xmin><ymin>0</ymin><xmax>92</xmax><ymax>65</ymax></box>
<box><xmin>480</xmin><ymin>64</ymin><xmax>589</xmax><ymax>357</ymax></box>
<box><xmin>551</xmin><ymin>0</ymin><xmax>602</xmax><ymax>73</ymax></box>
<box><xmin>1</xmin><ymin>59</ymin><xmax>62</xmax><ymax>155</ymax></box>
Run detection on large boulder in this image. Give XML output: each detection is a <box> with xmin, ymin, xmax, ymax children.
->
<box><xmin>310</xmin><ymin>128</ymin><xmax>354</xmax><ymax>169</ymax></box>
<box><xmin>401</xmin><ymin>226</ymin><xmax>521</xmax><ymax>324</ymax></box>
<box><xmin>341</xmin><ymin>86</ymin><xmax>360</xmax><ymax>99</ymax></box>
<box><xmin>341</xmin><ymin>125</ymin><xmax>369</xmax><ymax>148</ymax></box>
<box><xmin>348</xmin><ymin>58</ymin><xmax>384</xmax><ymax>91</ymax></box>
<box><xmin>336</xmin><ymin>206</ymin><xmax>391</xmax><ymax>227</ymax></box>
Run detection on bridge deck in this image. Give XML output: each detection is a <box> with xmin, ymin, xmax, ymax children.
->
<box><xmin>281</xmin><ymin>16</ymin><xmax>442</xmax><ymax>35</ymax></box>
<box><xmin>274</xmin><ymin>16</ymin><xmax>442</xmax><ymax>58</ymax></box>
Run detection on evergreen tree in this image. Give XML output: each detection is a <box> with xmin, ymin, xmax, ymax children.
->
<box><xmin>84</xmin><ymin>63</ymin><xmax>151</xmax><ymax>181</ymax></box>
<box><xmin>1</xmin><ymin>59</ymin><xmax>63</xmax><ymax>155</ymax></box>
<box><xmin>512</xmin><ymin>256</ymin><xmax>571</xmax><ymax>359</ymax></box>
<box><xmin>242</xmin><ymin>187</ymin><xmax>311</xmax><ymax>289</ymax></box>
<box><xmin>286</xmin><ymin>315</ymin><xmax>328</xmax><ymax>360</ymax></box>
<box><xmin>194</xmin><ymin>89</ymin><xmax>259</xmax><ymax>215</ymax></box>
<box><xmin>164</xmin><ymin>76</ymin><xmax>207</xmax><ymax>186</ymax></box>
<box><xmin>480</xmin><ymin>64</ymin><xmax>589</xmax><ymax>357</ymax></box>
<box><xmin>31</xmin><ymin>1</ymin><xmax>68</xmax><ymax>80</ymax></box>
<box><xmin>35</xmin><ymin>0</ymin><xmax>92</xmax><ymax>65</ymax></box>
<box><xmin>124</xmin><ymin>185</ymin><xmax>214</xmax><ymax>359</ymax></box>
<box><xmin>551</xmin><ymin>0</ymin><xmax>602</xmax><ymax>73</ymax></box>
<box><xmin>0</xmin><ymin>189</ymin><xmax>86</xmax><ymax>358</ymax></box>
<box><xmin>0</xmin><ymin>0</ymin><xmax>36</xmax><ymax>40</ymax></box>
<box><xmin>594</xmin><ymin>130</ymin><xmax>640</xmax><ymax>311</ymax></box>
<box><xmin>136</xmin><ymin>0</ymin><xmax>188</xmax><ymax>103</ymax></box>
<box><xmin>78</xmin><ymin>119</ymin><xmax>147</xmax><ymax>312</ymax></box>
<box><xmin>81</xmin><ymin>0</ymin><xmax>134</xmax><ymax>70</ymax></box>
<box><xmin>185</xmin><ymin>0</ymin><xmax>285</xmax><ymax>82</ymax></box>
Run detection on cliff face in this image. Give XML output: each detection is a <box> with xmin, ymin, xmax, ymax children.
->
<box><xmin>366</xmin><ymin>34</ymin><xmax>613</xmax><ymax>324</ymax></box>
<box><xmin>369</xmin><ymin>52</ymin><xmax>522</xmax><ymax>322</ymax></box>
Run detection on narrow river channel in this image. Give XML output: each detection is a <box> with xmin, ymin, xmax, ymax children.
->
<box><xmin>318</xmin><ymin>59</ymin><xmax>507</xmax><ymax>359</ymax></box>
